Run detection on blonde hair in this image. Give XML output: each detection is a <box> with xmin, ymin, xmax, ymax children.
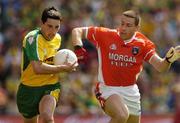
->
<box><xmin>122</xmin><ymin>10</ymin><xmax>141</xmax><ymax>26</ymax></box>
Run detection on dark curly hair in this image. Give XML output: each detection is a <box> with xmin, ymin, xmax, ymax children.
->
<box><xmin>41</xmin><ymin>6</ymin><xmax>62</xmax><ymax>23</ymax></box>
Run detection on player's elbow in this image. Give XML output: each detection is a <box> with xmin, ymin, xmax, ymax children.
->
<box><xmin>72</xmin><ymin>28</ymin><xmax>81</xmax><ymax>36</ymax></box>
<box><xmin>33</xmin><ymin>68</ymin><xmax>42</xmax><ymax>74</ymax></box>
<box><xmin>72</xmin><ymin>28</ymin><xmax>85</xmax><ymax>46</ymax></box>
<box><xmin>31</xmin><ymin>61</ymin><xmax>43</xmax><ymax>74</ymax></box>
<box><xmin>72</xmin><ymin>27</ymin><xmax>87</xmax><ymax>38</ymax></box>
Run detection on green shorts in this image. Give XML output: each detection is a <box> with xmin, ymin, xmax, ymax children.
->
<box><xmin>16</xmin><ymin>82</ymin><xmax>61</xmax><ymax>118</ymax></box>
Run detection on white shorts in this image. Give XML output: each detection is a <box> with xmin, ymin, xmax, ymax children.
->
<box><xmin>95</xmin><ymin>82</ymin><xmax>141</xmax><ymax>116</ymax></box>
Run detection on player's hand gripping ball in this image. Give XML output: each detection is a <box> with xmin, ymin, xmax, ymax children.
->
<box><xmin>54</xmin><ymin>49</ymin><xmax>78</xmax><ymax>66</ymax></box>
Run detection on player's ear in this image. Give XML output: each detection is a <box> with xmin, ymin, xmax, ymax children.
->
<box><xmin>40</xmin><ymin>21</ymin><xmax>43</xmax><ymax>28</ymax></box>
<box><xmin>135</xmin><ymin>25</ymin><xmax>140</xmax><ymax>31</ymax></box>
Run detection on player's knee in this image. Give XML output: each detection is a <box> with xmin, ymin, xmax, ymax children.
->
<box><xmin>117</xmin><ymin>113</ymin><xmax>129</xmax><ymax>122</ymax></box>
<box><xmin>112</xmin><ymin>109</ymin><xmax>129</xmax><ymax>123</ymax></box>
<box><xmin>40</xmin><ymin>112</ymin><xmax>54</xmax><ymax>123</ymax></box>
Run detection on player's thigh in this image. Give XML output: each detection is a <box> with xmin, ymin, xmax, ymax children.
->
<box><xmin>39</xmin><ymin>83</ymin><xmax>60</xmax><ymax>115</ymax></box>
<box><xmin>39</xmin><ymin>95</ymin><xmax>56</xmax><ymax>116</ymax></box>
<box><xmin>23</xmin><ymin>116</ymin><xmax>38</xmax><ymax>123</ymax></box>
<box><xmin>16</xmin><ymin>84</ymin><xmax>42</xmax><ymax>118</ymax></box>
<box><xmin>104</xmin><ymin>94</ymin><xmax>129</xmax><ymax>117</ymax></box>
<box><xmin>126</xmin><ymin>115</ymin><xmax>140</xmax><ymax>123</ymax></box>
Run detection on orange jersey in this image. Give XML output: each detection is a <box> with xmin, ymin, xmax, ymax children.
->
<box><xmin>86</xmin><ymin>27</ymin><xmax>156</xmax><ymax>86</ymax></box>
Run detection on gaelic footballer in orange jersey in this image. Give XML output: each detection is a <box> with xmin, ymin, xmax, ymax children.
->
<box><xmin>86</xmin><ymin>27</ymin><xmax>155</xmax><ymax>86</ymax></box>
<box><xmin>72</xmin><ymin>10</ymin><xmax>180</xmax><ymax>123</ymax></box>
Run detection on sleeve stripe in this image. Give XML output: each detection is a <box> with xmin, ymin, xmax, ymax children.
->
<box><xmin>144</xmin><ymin>49</ymin><xmax>155</xmax><ymax>60</ymax></box>
<box><xmin>148</xmin><ymin>54</ymin><xmax>155</xmax><ymax>63</ymax></box>
<box><xmin>97</xmin><ymin>47</ymin><xmax>104</xmax><ymax>83</ymax></box>
<box><xmin>36</xmin><ymin>35</ymin><xmax>40</xmax><ymax>60</ymax></box>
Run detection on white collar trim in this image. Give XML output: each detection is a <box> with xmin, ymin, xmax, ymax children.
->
<box><xmin>124</xmin><ymin>32</ymin><xmax>137</xmax><ymax>45</ymax></box>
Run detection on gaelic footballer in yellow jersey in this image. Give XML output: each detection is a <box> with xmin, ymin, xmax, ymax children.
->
<box><xmin>21</xmin><ymin>29</ymin><xmax>61</xmax><ymax>86</ymax></box>
<box><xmin>17</xmin><ymin>6</ymin><xmax>77</xmax><ymax>123</ymax></box>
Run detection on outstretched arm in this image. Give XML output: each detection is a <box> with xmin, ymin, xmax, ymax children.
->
<box><xmin>149</xmin><ymin>54</ymin><xmax>171</xmax><ymax>72</ymax></box>
<box><xmin>72</xmin><ymin>27</ymin><xmax>88</xmax><ymax>63</ymax></box>
<box><xmin>150</xmin><ymin>46</ymin><xmax>180</xmax><ymax>72</ymax></box>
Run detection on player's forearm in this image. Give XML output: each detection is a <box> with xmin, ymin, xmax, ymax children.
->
<box><xmin>31</xmin><ymin>61</ymin><xmax>62</xmax><ymax>74</ymax></box>
<box><xmin>156</xmin><ymin>58</ymin><xmax>171</xmax><ymax>72</ymax></box>
<box><xmin>150</xmin><ymin>54</ymin><xmax>171</xmax><ymax>72</ymax></box>
<box><xmin>72</xmin><ymin>27</ymin><xmax>87</xmax><ymax>46</ymax></box>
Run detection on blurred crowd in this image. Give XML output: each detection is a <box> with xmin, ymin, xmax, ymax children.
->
<box><xmin>0</xmin><ymin>0</ymin><xmax>180</xmax><ymax>119</ymax></box>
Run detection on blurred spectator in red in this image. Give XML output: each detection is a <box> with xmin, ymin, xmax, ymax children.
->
<box><xmin>172</xmin><ymin>79</ymin><xmax>180</xmax><ymax>123</ymax></box>
<box><xmin>0</xmin><ymin>87</ymin><xmax>8</xmax><ymax>114</ymax></box>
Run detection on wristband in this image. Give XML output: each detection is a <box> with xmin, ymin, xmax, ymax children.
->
<box><xmin>74</xmin><ymin>45</ymin><xmax>83</xmax><ymax>50</ymax></box>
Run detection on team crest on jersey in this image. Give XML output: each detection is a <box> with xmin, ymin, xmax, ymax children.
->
<box><xmin>109</xmin><ymin>43</ymin><xmax>117</xmax><ymax>50</ymax></box>
<box><xmin>132</xmin><ymin>46</ymin><xmax>139</xmax><ymax>55</ymax></box>
<box><xmin>27</xmin><ymin>36</ymin><xmax>34</xmax><ymax>45</ymax></box>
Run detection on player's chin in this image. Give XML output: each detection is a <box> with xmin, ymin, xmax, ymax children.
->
<box><xmin>47</xmin><ymin>37</ymin><xmax>53</xmax><ymax>41</ymax></box>
<box><xmin>48</xmin><ymin>35</ymin><xmax>55</xmax><ymax>40</ymax></box>
<box><xmin>121</xmin><ymin>34</ymin><xmax>130</xmax><ymax>40</ymax></box>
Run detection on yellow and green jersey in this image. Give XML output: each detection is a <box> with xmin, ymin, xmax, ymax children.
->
<box><xmin>21</xmin><ymin>29</ymin><xmax>61</xmax><ymax>86</ymax></box>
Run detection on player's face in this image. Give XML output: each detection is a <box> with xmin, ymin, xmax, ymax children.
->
<box><xmin>41</xmin><ymin>18</ymin><xmax>60</xmax><ymax>40</ymax></box>
<box><xmin>118</xmin><ymin>15</ymin><xmax>139</xmax><ymax>40</ymax></box>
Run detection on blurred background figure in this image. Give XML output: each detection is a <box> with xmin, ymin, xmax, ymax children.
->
<box><xmin>171</xmin><ymin>78</ymin><xmax>180</xmax><ymax>123</ymax></box>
